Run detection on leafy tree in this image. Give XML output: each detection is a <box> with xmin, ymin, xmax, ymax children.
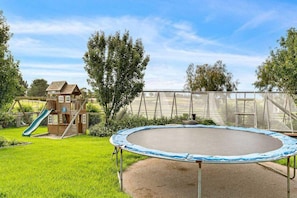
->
<box><xmin>184</xmin><ymin>60</ymin><xmax>238</xmax><ymax>91</ymax></box>
<box><xmin>0</xmin><ymin>11</ymin><xmax>26</xmax><ymax>109</ymax></box>
<box><xmin>27</xmin><ymin>79</ymin><xmax>48</xmax><ymax>97</ymax></box>
<box><xmin>254</xmin><ymin>28</ymin><xmax>297</xmax><ymax>94</ymax></box>
<box><xmin>17</xmin><ymin>78</ymin><xmax>28</xmax><ymax>96</ymax></box>
<box><xmin>83</xmin><ymin>31</ymin><xmax>150</xmax><ymax>124</ymax></box>
<box><xmin>184</xmin><ymin>63</ymin><xmax>196</xmax><ymax>91</ymax></box>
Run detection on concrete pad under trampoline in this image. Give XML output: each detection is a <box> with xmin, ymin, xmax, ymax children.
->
<box><xmin>110</xmin><ymin>125</ymin><xmax>297</xmax><ymax>197</ymax></box>
<box><xmin>123</xmin><ymin>158</ymin><xmax>297</xmax><ymax>198</ymax></box>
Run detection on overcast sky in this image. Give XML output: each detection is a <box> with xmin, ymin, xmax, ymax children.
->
<box><xmin>2</xmin><ymin>0</ymin><xmax>297</xmax><ymax>91</ymax></box>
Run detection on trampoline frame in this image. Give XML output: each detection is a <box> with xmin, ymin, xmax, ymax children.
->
<box><xmin>110</xmin><ymin>125</ymin><xmax>297</xmax><ymax>198</ymax></box>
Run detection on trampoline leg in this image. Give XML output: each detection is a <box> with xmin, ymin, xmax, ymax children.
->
<box><xmin>287</xmin><ymin>157</ymin><xmax>290</xmax><ymax>198</ymax></box>
<box><xmin>197</xmin><ymin>161</ymin><xmax>202</xmax><ymax>198</ymax></box>
<box><xmin>292</xmin><ymin>155</ymin><xmax>296</xmax><ymax>179</ymax></box>
<box><xmin>119</xmin><ymin>148</ymin><xmax>123</xmax><ymax>191</ymax></box>
<box><xmin>114</xmin><ymin>147</ymin><xmax>119</xmax><ymax>166</ymax></box>
<box><xmin>114</xmin><ymin>147</ymin><xmax>123</xmax><ymax>191</ymax></box>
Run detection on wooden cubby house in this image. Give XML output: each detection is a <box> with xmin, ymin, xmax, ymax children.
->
<box><xmin>46</xmin><ymin>81</ymin><xmax>87</xmax><ymax>137</ymax></box>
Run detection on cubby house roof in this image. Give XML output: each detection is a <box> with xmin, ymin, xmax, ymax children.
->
<box><xmin>46</xmin><ymin>81</ymin><xmax>81</xmax><ymax>95</ymax></box>
<box><xmin>61</xmin><ymin>84</ymin><xmax>81</xmax><ymax>95</ymax></box>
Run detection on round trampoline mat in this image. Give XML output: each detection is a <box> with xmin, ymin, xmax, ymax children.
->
<box><xmin>127</xmin><ymin>127</ymin><xmax>282</xmax><ymax>156</ymax></box>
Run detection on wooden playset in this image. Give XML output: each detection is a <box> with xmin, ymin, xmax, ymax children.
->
<box><xmin>45</xmin><ymin>81</ymin><xmax>87</xmax><ymax>137</ymax></box>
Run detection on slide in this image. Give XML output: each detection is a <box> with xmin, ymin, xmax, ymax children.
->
<box><xmin>22</xmin><ymin>109</ymin><xmax>52</xmax><ymax>136</ymax></box>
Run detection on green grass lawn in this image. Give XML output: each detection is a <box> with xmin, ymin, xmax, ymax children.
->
<box><xmin>1</xmin><ymin>126</ymin><xmax>295</xmax><ymax>198</ymax></box>
<box><xmin>0</xmin><ymin>127</ymin><xmax>145</xmax><ymax>198</ymax></box>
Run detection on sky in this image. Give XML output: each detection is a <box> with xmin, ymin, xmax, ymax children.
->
<box><xmin>2</xmin><ymin>0</ymin><xmax>297</xmax><ymax>91</ymax></box>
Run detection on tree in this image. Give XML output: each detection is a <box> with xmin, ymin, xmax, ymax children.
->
<box><xmin>27</xmin><ymin>79</ymin><xmax>48</xmax><ymax>97</ymax></box>
<box><xmin>83</xmin><ymin>31</ymin><xmax>150</xmax><ymax>124</ymax></box>
<box><xmin>254</xmin><ymin>28</ymin><xmax>297</xmax><ymax>94</ymax></box>
<box><xmin>17</xmin><ymin>78</ymin><xmax>28</xmax><ymax>96</ymax></box>
<box><xmin>184</xmin><ymin>60</ymin><xmax>238</xmax><ymax>91</ymax></box>
<box><xmin>0</xmin><ymin>11</ymin><xmax>26</xmax><ymax>110</ymax></box>
<box><xmin>184</xmin><ymin>63</ymin><xmax>196</xmax><ymax>91</ymax></box>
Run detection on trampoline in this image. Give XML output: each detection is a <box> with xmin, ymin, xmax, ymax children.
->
<box><xmin>110</xmin><ymin>125</ymin><xmax>297</xmax><ymax>198</ymax></box>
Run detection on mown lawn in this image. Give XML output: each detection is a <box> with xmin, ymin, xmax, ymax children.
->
<box><xmin>1</xmin><ymin>126</ymin><xmax>296</xmax><ymax>198</ymax></box>
<box><xmin>0</xmin><ymin>127</ymin><xmax>145</xmax><ymax>198</ymax></box>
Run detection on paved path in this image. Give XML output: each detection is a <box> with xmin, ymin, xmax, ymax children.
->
<box><xmin>123</xmin><ymin>158</ymin><xmax>297</xmax><ymax>198</ymax></box>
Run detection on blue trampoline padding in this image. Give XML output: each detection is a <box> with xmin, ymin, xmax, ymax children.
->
<box><xmin>110</xmin><ymin>125</ymin><xmax>297</xmax><ymax>163</ymax></box>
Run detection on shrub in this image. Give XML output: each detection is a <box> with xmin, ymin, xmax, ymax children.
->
<box><xmin>88</xmin><ymin>114</ymin><xmax>101</xmax><ymax>127</ymax></box>
<box><xmin>9</xmin><ymin>139</ymin><xmax>21</xmax><ymax>146</ymax></box>
<box><xmin>200</xmin><ymin>119</ymin><xmax>216</xmax><ymax>125</ymax></box>
<box><xmin>0</xmin><ymin>112</ymin><xmax>16</xmax><ymax>128</ymax></box>
<box><xmin>86</xmin><ymin>103</ymin><xmax>100</xmax><ymax>112</ymax></box>
<box><xmin>88</xmin><ymin>114</ymin><xmax>216</xmax><ymax>137</ymax></box>
<box><xmin>87</xmin><ymin>103</ymin><xmax>103</xmax><ymax>126</ymax></box>
<box><xmin>0</xmin><ymin>136</ymin><xmax>6</xmax><ymax>147</ymax></box>
<box><xmin>0</xmin><ymin>136</ymin><xmax>23</xmax><ymax>147</ymax></box>
<box><xmin>89</xmin><ymin>122</ymin><xmax>114</xmax><ymax>137</ymax></box>
<box><xmin>16</xmin><ymin>104</ymin><xmax>34</xmax><ymax>112</ymax></box>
